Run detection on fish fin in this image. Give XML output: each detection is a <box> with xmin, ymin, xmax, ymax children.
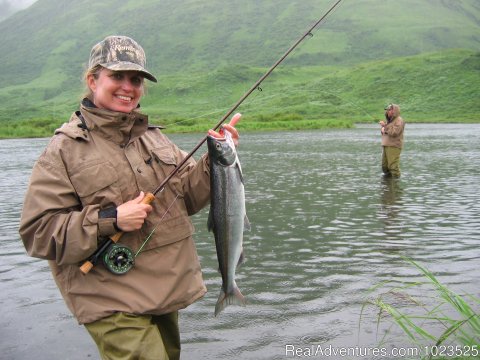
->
<box><xmin>214</xmin><ymin>286</ymin><xmax>246</xmax><ymax>316</ymax></box>
<box><xmin>207</xmin><ymin>209</ymin><xmax>215</xmax><ymax>232</ymax></box>
<box><xmin>237</xmin><ymin>248</ymin><xmax>246</xmax><ymax>267</ymax></box>
<box><xmin>235</xmin><ymin>161</ymin><xmax>244</xmax><ymax>184</ymax></box>
<box><xmin>243</xmin><ymin>215</ymin><xmax>251</xmax><ymax>232</ymax></box>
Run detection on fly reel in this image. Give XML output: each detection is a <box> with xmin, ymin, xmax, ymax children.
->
<box><xmin>103</xmin><ymin>244</ymin><xmax>135</xmax><ymax>275</ymax></box>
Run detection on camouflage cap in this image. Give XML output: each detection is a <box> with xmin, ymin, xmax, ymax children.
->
<box><xmin>88</xmin><ymin>35</ymin><xmax>157</xmax><ymax>82</ymax></box>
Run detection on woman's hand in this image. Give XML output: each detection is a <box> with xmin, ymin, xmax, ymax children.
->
<box><xmin>116</xmin><ymin>191</ymin><xmax>153</xmax><ymax>231</ymax></box>
<box><xmin>208</xmin><ymin>113</ymin><xmax>241</xmax><ymax>147</ymax></box>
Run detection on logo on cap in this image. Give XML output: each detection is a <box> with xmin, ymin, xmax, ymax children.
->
<box><xmin>89</xmin><ymin>36</ymin><xmax>157</xmax><ymax>82</ymax></box>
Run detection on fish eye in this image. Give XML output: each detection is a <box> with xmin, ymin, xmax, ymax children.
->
<box><xmin>215</xmin><ymin>143</ymin><xmax>222</xmax><ymax>150</ymax></box>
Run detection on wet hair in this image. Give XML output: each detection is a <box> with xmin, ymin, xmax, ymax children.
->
<box><xmin>81</xmin><ymin>64</ymin><xmax>103</xmax><ymax>100</ymax></box>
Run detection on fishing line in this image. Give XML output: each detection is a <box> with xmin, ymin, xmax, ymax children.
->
<box><xmin>150</xmin><ymin>0</ymin><xmax>346</xmax><ymax>211</ymax></box>
<box><xmin>166</xmin><ymin>109</ymin><xmax>227</xmax><ymax>127</ymax></box>
<box><xmin>164</xmin><ymin>80</ymin><xmax>267</xmax><ymax>129</ymax></box>
<box><xmin>135</xmin><ymin>193</ymin><xmax>180</xmax><ymax>257</ymax></box>
<box><xmin>276</xmin><ymin>87</ymin><xmax>377</xmax><ymax>121</ymax></box>
<box><xmin>80</xmin><ymin>0</ymin><xmax>344</xmax><ymax>275</ymax></box>
<box><xmin>316</xmin><ymin>89</ymin><xmax>377</xmax><ymax>121</ymax></box>
<box><xmin>164</xmin><ymin>0</ymin><xmax>345</xmax><ymax>130</ymax></box>
<box><xmin>100</xmin><ymin>193</ymin><xmax>181</xmax><ymax>275</ymax></box>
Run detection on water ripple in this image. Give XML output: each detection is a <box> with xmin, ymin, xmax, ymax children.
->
<box><xmin>2</xmin><ymin>126</ymin><xmax>480</xmax><ymax>359</ymax></box>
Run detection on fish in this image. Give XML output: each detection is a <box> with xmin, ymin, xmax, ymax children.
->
<box><xmin>207</xmin><ymin>125</ymin><xmax>250</xmax><ymax>316</ymax></box>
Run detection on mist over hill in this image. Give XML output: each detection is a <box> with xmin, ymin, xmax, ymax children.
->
<box><xmin>0</xmin><ymin>0</ymin><xmax>38</xmax><ymax>22</ymax></box>
<box><xmin>0</xmin><ymin>0</ymin><xmax>479</xmax><ymax>128</ymax></box>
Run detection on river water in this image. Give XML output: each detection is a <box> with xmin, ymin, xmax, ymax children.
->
<box><xmin>0</xmin><ymin>124</ymin><xmax>479</xmax><ymax>359</ymax></box>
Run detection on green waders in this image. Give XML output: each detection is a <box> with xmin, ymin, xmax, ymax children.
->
<box><xmin>382</xmin><ymin>146</ymin><xmax>402</xmax><ymax>178</ymax></box>
<box><xmin>85</xmin><ymin>312</ymin><xmax>180</xmax><ymax>360</ymax></box>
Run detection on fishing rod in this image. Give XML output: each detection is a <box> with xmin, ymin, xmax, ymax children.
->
<box><xmin>79</xmin><ymin>0</ymin><xmax>344</xmax><ymax>274</ymax></box>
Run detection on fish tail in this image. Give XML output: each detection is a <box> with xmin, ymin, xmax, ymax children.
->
<box><xmin>214</xmin><ymin>285</ymin><xmax>246</xmax><ymax>316</ymax></box>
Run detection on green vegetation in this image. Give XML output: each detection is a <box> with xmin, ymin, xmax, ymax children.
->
<box><xmin>1</xmin><ymin>49</ymin><xmax>478</xmax><ymax>138</ymax></box>
<box><xmin>0</xmin><ymin>0</ymin><xmax>479</xmax><ymax>138</ymax></box>
<box><xmin>0</xmin><ymin>118</ymin><xmax>64</xmax><ymax>139</ymax></box>
<box><xmin>2</xmin><ymin>0</ymin><xmax>478</xmax><ymax>86</ymax></box>
<box><xmin>141</xmin><ymin>49</ymin><xmax>480</xmax><ymax>125</ymax></box>
<box><xmin>362</xmin><ymin>258</ymin><xmax>479</xmax><ymax>359</ymax></box>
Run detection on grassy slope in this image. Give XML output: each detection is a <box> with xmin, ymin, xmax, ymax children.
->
<box><xmin>143</xmin><ymin>49</ymin><xmax>480</xmax><ymax>124</ymax></box>
<box><xmin>1</xmin><ymin>49</ymin><xmax>478</xmax><ymax>138</ymax></box>
<box><xmin>0</xmin><ymin>0</ymin><xmax>479</xmax><ymax>137</ymax></box>
<box><xmin>1</xmin><ymin>0</ymin><xmax>479</xmax><ymax>87</ymax></box>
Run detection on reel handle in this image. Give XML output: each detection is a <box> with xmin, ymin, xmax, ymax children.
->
<box><xmin>79</xmin><ymin>192</ymin><xmax>155</xmax><ymax>274</ymax></box>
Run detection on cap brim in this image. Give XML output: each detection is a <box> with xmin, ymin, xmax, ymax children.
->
<box><xmin>101</xmin><ymin>62</ymin><xmax>157</xmax><ymax>82</ymax></box>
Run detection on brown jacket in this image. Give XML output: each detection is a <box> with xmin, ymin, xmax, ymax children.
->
<box><xmin>19</xmin><ymin>101</ymin><xmax>210</xmax><ymax>324</ymax></box>
<box><xmin>382</xmin><ymin>116</ymin><xmax>405</xmax><ymax>149</ymax></box>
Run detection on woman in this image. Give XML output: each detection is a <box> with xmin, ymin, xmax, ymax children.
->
<box><xmin>19</xmin><ymin>35</ymin><xmax>238</xmax><ymax>360</ymax></box>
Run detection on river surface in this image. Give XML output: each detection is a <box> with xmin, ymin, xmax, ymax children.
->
<box><xmin>1</xmin><ymin>124</ymin><xmax>479</xmax><ymax>360</ymax></box>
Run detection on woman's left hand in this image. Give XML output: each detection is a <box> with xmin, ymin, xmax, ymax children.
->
<box><xmin>208</xmin><ymin>113</ymin><xmax>241</xmax><ymax>147</ymax></box>
<box><xmin>220</xmin><ymin>123</ymin><xmax>239</xmax><ymax>147</ymax></box>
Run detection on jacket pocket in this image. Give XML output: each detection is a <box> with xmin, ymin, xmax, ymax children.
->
<box><xmin>139</xmin><ymin>215</ymin><xmax>195</xmax><ymax>251</ymax></box>
<box><xmin>151</xmin><ymin>146</ymin><xmax>177</xmax><ymax>167</ymax></box>
<box><xmin>69</xmin><ymin>161</ymin><xmax>120</xmax><ymax>206</ymax></box>
<box><xmin>150</xmin><ymin>146</ymin><xmax>183</xmax><ymax>195</ymax></box>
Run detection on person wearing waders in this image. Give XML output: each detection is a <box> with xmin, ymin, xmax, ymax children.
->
<box><xmin>379</xmin><ymin>103</ymin><xmax>405</xmax><ymax>178</ymax></box>
<box><xmin>19</xmin><ymin>35</ymin><xmax>239</xmax><ymax>360</ymax></box>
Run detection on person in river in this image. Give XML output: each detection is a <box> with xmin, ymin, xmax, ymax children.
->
<box><xmin>19</xmin><ymin>35</ymin><xmax>239</xmax><ymax>360</ymax></box>
<box><xmin>379</xmin><ymin>103</ymin><xmax>405</xmax><ymax>178</ymax></box>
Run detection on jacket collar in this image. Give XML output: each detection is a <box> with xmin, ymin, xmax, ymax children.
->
<box><xmin>77</xmin><ymin>98</ymin><xmax>149</xmax><ymax>145</ymax></box>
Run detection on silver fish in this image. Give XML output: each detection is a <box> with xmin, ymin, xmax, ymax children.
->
<box><xmin>207</xmin><ymin>128</ymin><xmax>250</xmax><ymax>316</ymax></box>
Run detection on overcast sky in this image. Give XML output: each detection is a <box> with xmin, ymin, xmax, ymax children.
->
<box><xmin>6</xmin><ymin>0</ymin><xmax>37</xmax><ymax>9</ymax></box>
<box><xmin>0</xmin><ymin>0</ymin><xmax>38</xmax><ymax>21</ymax></box>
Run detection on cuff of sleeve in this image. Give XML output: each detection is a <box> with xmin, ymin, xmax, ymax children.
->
<box><xmin>98</xmin><ymin>207</ymin><xmax>119</xmax><ymax>236</ymax></box>
<box><xmin>98</xmin><ymin>217</ymin><xmax>117</xmax><ymax>237</ymax></box>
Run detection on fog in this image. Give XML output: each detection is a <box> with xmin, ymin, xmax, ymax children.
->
<box><xmin>0</xmin><ymin>0</ymin><xmax>38</xmax><ymax>21</ymax></box>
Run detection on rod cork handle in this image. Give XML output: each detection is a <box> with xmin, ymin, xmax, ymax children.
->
<box><xmin>79</xmin><ymin>261</ymin><xmax>94</xmax><ymax>274</ymax></box>
<box><xmin>142</xmin><ymin>192</ymin><xmax>156</xmax><ymax>204</ymax></box>
<box><xmin>79</xmin><ymin>192</ymin><xmax>156</xmax><ymax>275</ymax></box>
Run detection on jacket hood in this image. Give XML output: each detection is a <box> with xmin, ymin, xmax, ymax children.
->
<box><xmin>55</xmin><ymin>98</ymin><xmax>149</xmax><ymax>144</ymax></box>
<box><xmin>54</xmin><ymin>112</ymin><xmax>90</xmax><ymax>140</ymax></box>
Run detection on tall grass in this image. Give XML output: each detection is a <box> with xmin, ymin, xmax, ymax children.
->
<box><xmin>362</xmin><ymin>258</ymin><xmax>480</xmax><ymax>359</ymax></box>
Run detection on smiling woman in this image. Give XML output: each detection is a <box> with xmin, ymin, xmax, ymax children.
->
<box><xmin>82</xmin><ymin>36</ymin><xmax>156</xmax><ymax>113</ymax></box>
<box><xmin>86</xmin><ymin>67</ymin><xmax>146</xmax><ymax>113</ymax></box>
<box><xmin>17</xmin><ymin>34</ymin><xmax>239</xmax><ymax>360</ymax></box>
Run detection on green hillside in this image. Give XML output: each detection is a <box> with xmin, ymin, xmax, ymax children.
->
<box><xmin>2</xmin><ymin>49</ymin><xmax>479</xmax><ymax>138</ymax></box>
<box><xmin>0</xmin><ymin>0</ymin><xmax>479</xmax><ymax>137</ymax></box>
<box><xmin>141</xmin><ymin>48</ymin><xmax>480</xmax><ymax>123</ymax></box>
<box><xmin>1</xmin><ymin>0</ymin><xmax>479</xmax><ymax>85</ymax></box>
